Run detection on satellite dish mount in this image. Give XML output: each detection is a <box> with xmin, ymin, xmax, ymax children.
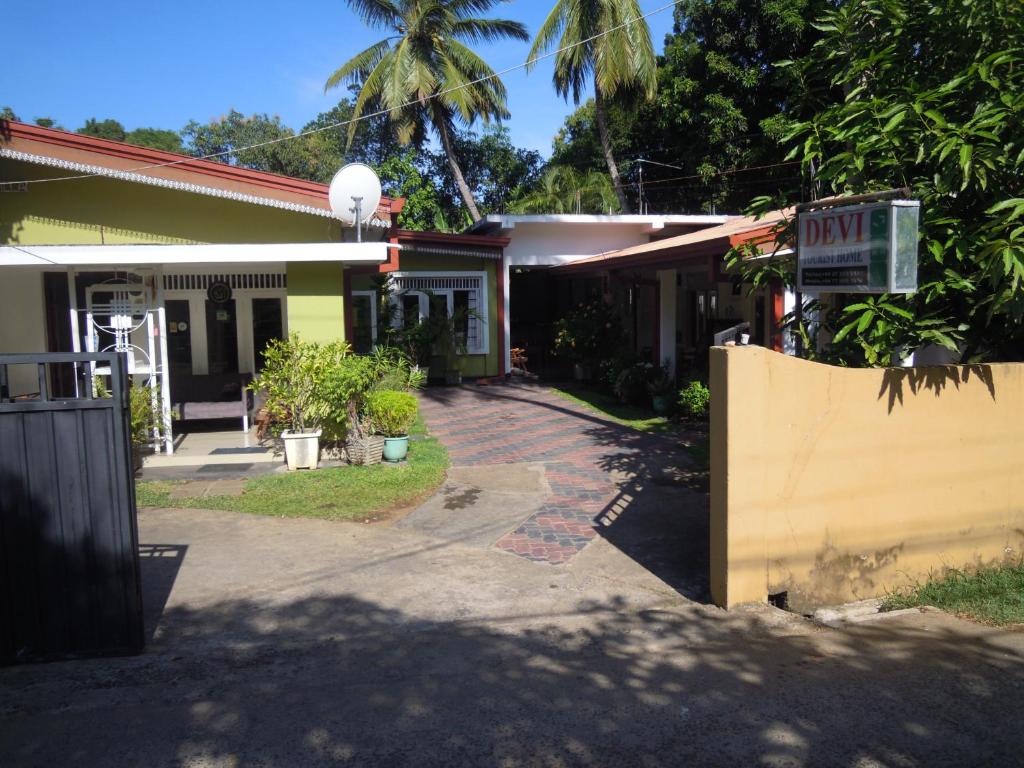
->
<box><xmin>328</xmin><ymin>163</ymin><xmax>383</xmax><ymax>243</ymax></box>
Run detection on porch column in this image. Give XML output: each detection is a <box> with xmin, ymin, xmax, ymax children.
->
<box><xmin>657</xmin><ymin>268</ymin><xmax>677</xmax><ymax>378</ymax></box>
<box><xmin>502</xmin><ymin>259</ymin><xmax>511</xmax><ymax>376</ymax></box>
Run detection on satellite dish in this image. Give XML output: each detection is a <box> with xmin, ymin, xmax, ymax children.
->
<box><xmin>328</xmin><ymin>163</ymin><xmax>382</xmax><ymax>226</ymax></box>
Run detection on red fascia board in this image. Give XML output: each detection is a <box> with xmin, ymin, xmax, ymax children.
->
<box><xmin>3</xmin><ymin>120</ymin><xmax>394</xmax><ymax>208</ymax></box>
<box><xmin>396</xmin><ymin>229</ymin><xmax>509</xmax><ymax>249</ymax></box>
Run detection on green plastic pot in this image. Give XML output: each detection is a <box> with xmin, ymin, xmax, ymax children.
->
<box><xmin>382</xmin><ymin>436</ymin><xmax>409</xmax><ymax>462</ymax></box>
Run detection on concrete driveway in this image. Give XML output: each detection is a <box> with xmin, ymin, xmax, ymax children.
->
<box><xmin>3</xmin><ymin>384</ymin><xmax>1024</xmax><ymax>767</ymax></box>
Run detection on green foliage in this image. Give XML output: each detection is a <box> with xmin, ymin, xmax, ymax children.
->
<box><xmin>510</xmin><ymin>165</ymin><xmax>620</xmax><ymax>215</ymax></box>
<box><xmin>378</xmin><ymin>150</ymin><xmax>450</xmax><ymax>230</ymax></box>
<box><xmin>78</xmin><ymin>117</ymin><xmax>127</xmax><ymax>142</ymax></box>
<box><xmin>325</xmin><ymin>0</ymin><xmax>528</xmax><ymax>221</ymax></box>
<box><xmin>1</xmin><ymin>106</ymin><xmax>18</xmax><ymax>121</ymax></box>
<box><xmin>365</xmin><ymin>390</ymin><xmax>419</xmax><ymax>437</ymax></box>
<box><xmin>613</xmin><ymin>362</ymin><xmax>658</xmax><ymax>406</ymax></box>
<box><xmin>182</xmin><ymin>110</ymin><xmax>307</xmax><ymax>175</ymax></box>
<box><xmin>129</xmin><ymin>385</ymin><xmax>162</xmax><ymax>446</ymax></box>
<box><xmin>678</xmin><ymin>380</ymin><xmax>710</xmax><ymax>419</ymax></box>
<box><xmin>736</xmin><ymin>0</ymin><xmax>1024</xmax><ymax>365</ymax></box>
<box><xmin>883</xmin><ymin>562</ymin><xmax>1024</xmax><ymax>626</ymax></box>
<box><xmin>553</xmin><ymin>299</ymin><xmax>625</xmax><ymax>366</ymax></box>
<box><xmin>125</xmin><ymin>127</ymin><xmax>184</xmax><ymax>153</ymax></box>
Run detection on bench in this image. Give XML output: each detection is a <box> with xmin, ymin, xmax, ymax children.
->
<box><xmin>171</xmin><ymin>373</ymin><xmax>254</xmax><ymax>432</ymax></box>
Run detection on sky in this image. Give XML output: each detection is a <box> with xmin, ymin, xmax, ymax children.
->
<box><xmin>1</xmin><ymin>1</ymin><xmax>678</xmax><ymax>159</ymax></box>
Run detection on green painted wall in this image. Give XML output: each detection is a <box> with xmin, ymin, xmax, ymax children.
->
<box><xmin>287</xmin><ymin>263</ymin><xmax>347</xmax><ymax>343</ymax></box>
<box><xmin>352</xmin><ymin>253</ymin><xmax>500</xmax><ymax>377</ymax></box>
<box><xmin>1</xmin><ymin>158</ymin><xmax>341</xmax><ymax>246</ymax></box>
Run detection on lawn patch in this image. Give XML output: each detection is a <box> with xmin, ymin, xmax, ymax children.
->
<box><xmin>882</xmin><ymin>562</ymin><xmax>1024</xmax><ymax>626</ymax></box>
<box><xmin>551</xmin><ymin>386</ymin><xmax>672</xmax><ymax>433</ymax></box>
<box><xmin>137</xmin><ymin>417</ymin><xmax>448</xmax><ymax>522</ymax></box>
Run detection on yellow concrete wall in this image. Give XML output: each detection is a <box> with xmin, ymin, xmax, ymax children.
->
<box><xmin>710</xmin><ymin>346</ymin><xmax>1024</xmax><ymax>611</ymax></box>
<box><xmin>286</xmin><ymin>264</ymin><xmax>346</xmax><ymax>343</ymax></box>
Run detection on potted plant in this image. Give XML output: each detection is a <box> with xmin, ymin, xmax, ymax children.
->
<box><xmin>365</xmin><ymin>390</ymin><xmax>419</xmax><ymax>462</ymax></box>
<box><xmin>648</xmin><ymin>369</ymin><xmax>675</xmax><ymax>415</ymax></box>
<box><xmin>251</xmin><ymin>335</ymin><xmax>323</xmax><ymax>470</ymax></box>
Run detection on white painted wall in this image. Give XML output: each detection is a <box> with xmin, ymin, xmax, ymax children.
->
<box><xmin>0</xmin><ymin>269</ymin><xmax>49</xmax><ymax>396</ymax></box>
<box><xmin>657</xmin><ymin>269</ymin><xmax>677</xmax><ymax>377</ymax></box>
<box><xmin>502</xmin><ymin>222</ymin><xmax>665</xmax><ymax>266</ymax></box>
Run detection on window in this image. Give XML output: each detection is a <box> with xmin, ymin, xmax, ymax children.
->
<box><xmin>351</xmin><ymin>291</ymin><xmax>378</xmax><ymax>353</ymax></box>
<box><xmin>388</xmin><ymin>272</ymin><xmax>488</xmax><ymax>354</ymax></box>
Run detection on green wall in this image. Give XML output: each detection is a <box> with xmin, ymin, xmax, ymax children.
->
<box><xmin>352</xmin><ymin>253</ymin><xmax>500</xmax><ymax>377</ymax></box>
<box><xmin>1</xmin><ymin>158</ymin><xmax>341</xmax><ymax>246</ymax></box>
<box><xmin>287</xmin><ymin>263</ymin><xmax>347</xmax><ymax>343</ymax></box>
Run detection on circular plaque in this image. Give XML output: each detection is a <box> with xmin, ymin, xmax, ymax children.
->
<box><xmin>207</xmin><ymin>279</ymin><xmax>232</xmax><ymax>304</ymax></box>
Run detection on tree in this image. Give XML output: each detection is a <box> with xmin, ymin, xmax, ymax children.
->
<box><xmin>528</xmin><ymin>0</ymin><xmax>656</xmax><ymax>213</ymax></box>
<box><xmin>511</xmin><ymin>166</ymin><xmax>620</xmax><ymax>214</ymax></box>
<box><xmin>78</xmin><ymin>118</ymin><xmax>127</xmax><ymax>142</ymax></box>
<box><xmin>428</xmin><ymin>125</ymin><xmax>543</xmax><ymax>219</ymax></box>
<box><xmin>125</xmin><ymin>128</ymin><xmax>184</xmax><ymax>153</ymax></box>
<box><xmin>181</xmin><ymin>110</ymin><xmax>308</xmax><ymax>176</ymax></box>
<box><xmin>34</xmin><ymin>117</ymin><xmax>60</xmax><ymax>129</ymax></box>
<box><xmin>732</xmin><ymin>0</ymin><xmax>1024</xmax><ymax>365</ymax></box>
<box><xmin>1</xmin><ymin>107</ymin><xmax>19</xmax><ymax>121</ymax></box>
<box><xmin>377</xmin><ymin>150</ymin><xmax>449</xmax><ymax>231</ymax></box>
<box><xmin>325</xmin><ymin>0</ymin><xmax>528</xmax><ymax>223</ymax></box>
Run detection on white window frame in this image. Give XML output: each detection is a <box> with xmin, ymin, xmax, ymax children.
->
<box><xmin>351</xmin><ymin>290</ymin><xmax>379</xmax><ymax>348</ymax></box>
<box><xmin>388</xmin><ymin>271</ymin><xmax>489</xmax><ymax>355</ymax></box>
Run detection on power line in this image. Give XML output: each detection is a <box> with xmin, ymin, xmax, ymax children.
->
<box><xmin>8</xmin><ymin>0</ymin><xmax>687</xmax><ymax>187</ymax></box>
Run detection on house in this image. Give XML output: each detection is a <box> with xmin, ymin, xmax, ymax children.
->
<box><xmin>549</xmin><ymin>210</ymin><xmax>796</xmax><ymax>378</ymax></box>
<box><xmin>467</xmin><ymin>213</ymin><xmax>759</xmax><ymax>376</ymax></box>
<box><xmin>0</xmin><ymin>120</ymin><xmax>506</xmax><ymax>452</ymax></box>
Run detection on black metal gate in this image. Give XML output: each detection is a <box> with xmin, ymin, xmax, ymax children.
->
<box><xmin>0</xmin><ymin>352</ymin><xmax>144</xmax><ymax>663</ymax></box>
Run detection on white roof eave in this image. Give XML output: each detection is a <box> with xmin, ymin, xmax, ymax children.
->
<box><xmin>0</xmin><ymin>242</ymin><xmax>390</xmax><ymax>267</ymax></box>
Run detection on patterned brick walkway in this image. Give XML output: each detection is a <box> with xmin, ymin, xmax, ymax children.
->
<box><xmin>419</xmin><ymin>383</ymin><xmax>681</xmax><ymax>565</ymax></box>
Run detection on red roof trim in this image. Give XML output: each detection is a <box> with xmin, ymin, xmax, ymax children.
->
<box><xmin>396</xmin><ymin>229</ymin><xmax>509</xmax><ymax>249</ymax></box>
<box><xmin>1</xmin><ymin>119</ymin><xmax>394</xmax><ymax>210</ymax></box>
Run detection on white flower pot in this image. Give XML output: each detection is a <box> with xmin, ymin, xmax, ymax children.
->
<box><xmin>739</xmin><ymin>333</ymin><xmax>751</xmax><ymax>345</ymax></box>
<box><xmin>281</xmin><ymin>429</ymin><xmax>322</xmax><ymax>470</ymax></box>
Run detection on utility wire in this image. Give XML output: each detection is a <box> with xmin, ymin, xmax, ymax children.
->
<box><xmin>8</xmin><ymin>0</ymin><xmax>687</xmax><ymax>187</ymax></box>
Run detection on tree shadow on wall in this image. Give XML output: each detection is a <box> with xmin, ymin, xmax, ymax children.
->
<box><xmin>879</xmin><ymin>365</ymin><xmax>996</xmax><ymax>413</ymax></box>
<box><xmin>3</xmin><ymin>590</ymin><xmax>1024</xmax><ymax>766</ymax></box>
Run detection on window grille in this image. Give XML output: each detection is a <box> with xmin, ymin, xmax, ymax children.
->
<box><xmin>162</xmin><ymin>273</ymin><xmax>287</xmax><ymax>291</ymax></box>
<box><xmin>390</xmin><ymin>273</ymin><xmax>487</xmax><ymax>354</ymax></box>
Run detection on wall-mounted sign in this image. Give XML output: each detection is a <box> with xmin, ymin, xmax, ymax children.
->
<box><xmin>207</xmin><ymin>279</ymin><xmax>233</xmax><ymax>304</ymax></box>
<box><xmin>798</xmin><ymin>200</ymin><xmax>919</xmax><ymax>293</ymax></box>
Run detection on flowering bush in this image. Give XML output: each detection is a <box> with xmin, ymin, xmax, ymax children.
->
<box><xmin>553</xmin><ymin>300</ymin><xmax>624</xmax><ymax>366</ymax></box>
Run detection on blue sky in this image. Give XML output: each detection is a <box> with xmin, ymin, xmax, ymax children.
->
<box><xmin>1</xmin><ymin>1</ymin><xmax>677</xmax><ymax>158</ymax></box>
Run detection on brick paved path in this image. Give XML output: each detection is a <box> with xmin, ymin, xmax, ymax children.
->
<box><xmin>419</xmin><ymin>383</ymin><xmax>688</xmax><ymax>565</ymax></box>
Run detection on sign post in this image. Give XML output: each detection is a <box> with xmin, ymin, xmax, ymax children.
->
<box><xmin>797</xmin><ymin>199</ymin><xmax>920</xmax><ymax>293</ymax></box>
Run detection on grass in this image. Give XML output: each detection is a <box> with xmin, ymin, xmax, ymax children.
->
<box><xmin>550</xmin><ymin>385</ymin><xmax>673</xmax><ymax>433</ymax></box>
<box><xmin>136</xmin><ymin>415</ymin><xmax>449</xmax><ymax>522</ymax></box>
<box><xmin>882</xmin><ymin>562</ymin><xmax>1024</xmax><ymax>626</ymax></box>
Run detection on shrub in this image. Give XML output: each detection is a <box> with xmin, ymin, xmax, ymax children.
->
<box><xmin>553</xmin><ymin>299</ymin><xmax>624</xmax><ymax>366</ymax></box>
<box><xmin>678</xmin><ymin>381</ymin><xmax>710</xmax><ymax>420</ymax></box>
<box><xmin>365</xmin><ymin>391</ymin><xmax>419</xmax><ymax>437</ymax></box>
<box><xmin>613</xmin><ymin>362</ymin><xmax>657</xmax><ymax>406</ymax></box>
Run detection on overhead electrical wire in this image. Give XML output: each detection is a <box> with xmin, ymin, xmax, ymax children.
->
<box><xmin>7</xmin><ymin>0</ymin><xmax>689</xmax><ymax>187</ymax></box>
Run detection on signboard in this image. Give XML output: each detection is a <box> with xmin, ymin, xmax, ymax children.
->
<box><xmin>797</xmin><ymin>200</ymin><xmax>919</xmax><ymax>293</ymax></box>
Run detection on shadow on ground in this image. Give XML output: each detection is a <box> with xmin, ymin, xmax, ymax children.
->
<box><xmin>2</xmin><ymin>589</ymin><xmax>1023</xmax><ymax>767</ymax></box>
<box><xmin>421</xmin><ymin>383</ymin><xmax>711</xmax><ymax>601</ymax></box>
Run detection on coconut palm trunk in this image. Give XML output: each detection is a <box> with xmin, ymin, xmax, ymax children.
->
<box><xmin>594</xmin><ymin>86</ymin><xmax>631</xmax><ymax>214</ymax></box>
<box><xmin>433</xmin><ymin>106</ymin><xmax>482</xmax><ymax>223</ymax></box>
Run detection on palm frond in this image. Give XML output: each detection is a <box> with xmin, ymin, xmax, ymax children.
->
<box><xmin>451</xmin><ymin>17</ymin><xmax>529</xmax><ymax>44</ymax></box>
<box><xmin>344</xmin><ymin>0</ymin><xmax>401</xmax><ymax>30</ymax></box>
<box><xmin>324</xmin><ymin>39</ymin><xmax>394</xmax><ymax>93</ymax></box>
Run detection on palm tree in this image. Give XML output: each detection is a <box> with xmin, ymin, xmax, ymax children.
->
<box><xmin>326</xmin><ymin>0</ymin><xmax>528</xmax><ymax>222</ymax></box>
<box><xmin>528</xmin><ymin>0</ymin><xmax>656</xmax><ymax>214</ymax></box>
<box><xmin>511</xmin><ymin>166</ymin><xmax>620</xmax><ymax>214</ymax></box>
